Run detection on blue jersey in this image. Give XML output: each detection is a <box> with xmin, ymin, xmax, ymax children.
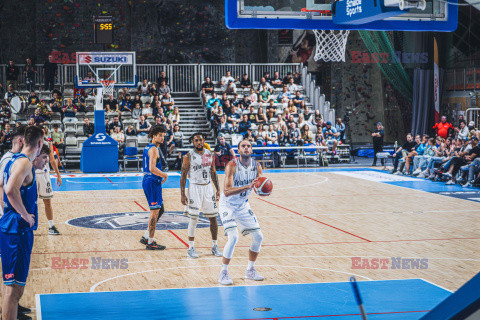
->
<box><xmin>143</xmin><ymin>143</ymin><xmax>162</xmax><ymax>179</ymax></box>
<box><xmin>0</xmin><ymin>153</ymin><xmax>38</xmax><ymax>234</ymax></box>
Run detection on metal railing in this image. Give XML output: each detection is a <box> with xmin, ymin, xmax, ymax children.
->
<box><xmin>444</xmin><ymin>67</ymin><xmax>480</xmax><ymax>91</ymax></box>
<box><xmin>0</xmin><ymin>62</ymin><xmax>335</xmax><ymax>120</ymax></box>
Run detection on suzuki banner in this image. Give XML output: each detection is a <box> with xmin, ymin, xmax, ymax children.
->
<box><xmin>77</xmin><ymin>52</ymin><xmax>134</xmax><ymax>65</ymax></box>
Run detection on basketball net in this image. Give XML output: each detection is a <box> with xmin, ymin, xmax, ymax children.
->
<box><xmin>99</xmin><ymin>79</ymin><xmax>116</xmax><ymax>98</ymax></box>
<box><xmin>313</xmin><ymin>30</ymin><xmax>350</xmax><ymax>62</ymax></box>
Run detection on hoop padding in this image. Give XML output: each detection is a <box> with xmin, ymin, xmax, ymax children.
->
<box><xmin>313</xmin><ymin>30</ymin><xmax>350</xmax><ymax>62</ymax></box>
<box><xmin>100</xmin><ymin>80</ymin><xmax>115</xmax><ymax>98</ymax></box>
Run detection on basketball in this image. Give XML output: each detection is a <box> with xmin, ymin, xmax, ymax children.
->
<box><xmin>254</xmin><ymin>177</ymin><xmax>273</xmax><ymax>196</ymax></box>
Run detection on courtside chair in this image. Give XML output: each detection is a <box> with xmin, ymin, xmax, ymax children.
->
<box><xmin>123</xmin><ymin>146</ymin><xmax>140</xmax><ymax>171</ymax></box>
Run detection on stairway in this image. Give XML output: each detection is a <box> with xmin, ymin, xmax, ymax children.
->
<box><xmin>173</xmin><ymin>93</ymin><xmax>215</xmax><ymax>147</ymax></box>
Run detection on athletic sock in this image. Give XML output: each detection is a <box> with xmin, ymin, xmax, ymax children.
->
<box><xmin>212</xmin><ymin>240</ymin><xmax>218</xmax><ymax>246</ymax></box>
<box><xmin>148</xmin><ymin>237</ymin><xmax>154</xmax><ymax>245</ymax></box>
<box><xmin>48</xmin><ymin>220</ymin><xmax>54</xmax><ymax>228</ymax></box>
<box><xmin>143</xmin><ymin>230</ymin><xmax>149</xmax><ymax>239</ymax></box>
<box><xmin>222</xmin><ymin>264</ymin><xmax>228</xmax><ymax>271</ymax></box>
<box><xmin>189</xmin><ymin>241</ymin><xmax>194</xmax><ymax>249</ymax></box>
<box><xmin>247</xmin><ymin>260</ymin><xmax>255</xmax><ymax>270</ymax></box>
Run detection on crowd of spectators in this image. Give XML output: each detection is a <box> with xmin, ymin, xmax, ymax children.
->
<box><xmin>201</xmin><ymin>70</ymin><xmax>346</xmax><ymax>155</ymax></box>
<box><xmin>389</xmin><ymin>115</ymin><xmax>480</xmax><ymax>187</ymax></box>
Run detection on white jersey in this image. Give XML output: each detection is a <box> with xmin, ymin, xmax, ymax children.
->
<box><xmin>187</xmin><ymin>149</ymin><xmax>213</xmax><ymax>185</ymax></box>
<box><xmin>221</xmin><ymin>157</ymin><xmax>257</xmax><ymax>207</ymax></box>
<box><xmin>0</xmin><ymin>151</ymin><xmax>14</xmax><ymax>176</ymax></box>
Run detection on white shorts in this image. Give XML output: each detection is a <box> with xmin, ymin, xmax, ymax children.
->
<box><xmin>219</xmin><ymin>199</ymin><xmax>260</xmax><ymax>236</ymax></box>
<box><xmin>36</xmin><ymin>172</ymin><xmax>53</xmax><ymax>199</ymax></box>
<box><xmin>184</xmin><ymin>183</ymin><xmax>218</xmax><ymax>218</ymax></box>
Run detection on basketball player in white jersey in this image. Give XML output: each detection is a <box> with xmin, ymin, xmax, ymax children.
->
<box><xmin>218</xmin><ymin>139</ymin><xmax>264</xmax><ymax>285</ymax></box>
<box><xmin>35</xmin><ymin>126</ymin><xmax>62</xmax><ymax>235</ymax></box>
<box><xmin>181</xmin><ymin>133</ymin><xmax>222</xmax><ymax>258</ymax></box>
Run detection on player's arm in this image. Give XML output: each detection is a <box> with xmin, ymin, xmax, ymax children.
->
<box><xmin>210</xmin><ymin>154</ymin><xmax>220</xmax><ymax>200</ymax></box>
<box><xmin>48</xmin><ymin>141</ymin><xmax>62</xmax><ymax>186</ymax></box>
<box><xmin>256</xmin><ymin>161</ymin><xmax>263</xmax><ymax>178</ymax></box>
<box><xmin>180</xmin><ymin>154</ymin><xmax>190</xmax><ymax>205</ymax></box>
<box><xmin>148</xmin><ymin>147</ymin><xmax>168</xmax><ymax>183</ymax></box>
<box><xmin>223</xmin><ymin>161</ymin><xmax>256</xmax><ymax>197</ymax></box>
<box><xmin>4</xmin><ymin>159</ymin><xmax>35</xmax><ymax>227</ymax></box>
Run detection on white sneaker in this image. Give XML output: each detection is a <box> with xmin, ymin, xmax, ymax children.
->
<box><xmin>187</xmin><ymin>247</ymin><xmax>199</xmax><ymax>259</ymax></box>
<box><xmin>446</xmin><ymin>180</ymin><xmax>455</xmax><ymax>185</ymax></box>
<box><xmin>219</xmin><ymin>270</ymin><xmax>233</xmax><ymax>285</ymax></box>
<box><xmin>412</xmin><ymin>169</ymin><xmax>422</xmax><ymax>176</ymax></box>
<box><xmin>394</xmin><ymin>171</ymin><xmax>403</xmax><ymax>175</ymax></box>
<box><xmin>417</xmin><ymin>172</ymin><xmax>425</xmax><ymax>178</ymax></box>
<box><xmin>211</xmin><ymin>245</ymin><xmax>222</xmax><ymax>257</ymax></box>
<box><xmin>245</xmin><ymin>268</ymin><xmax>265</xmax><ymax>281</ymax></box>
<box><xmin>463</xmin><ymin>182</ymin><xmax>472</xmax><ymax>188</ymax></box>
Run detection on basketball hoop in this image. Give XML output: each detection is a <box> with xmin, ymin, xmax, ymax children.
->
<box><xmin>99</xmin><ymin>79</ymin><xmax>116</xmax><ymax>98</ymax></box>
<box><xmin>313</xmin><ymin>30</ymin><xmax>350</xmax><ymax>62</ymax></box>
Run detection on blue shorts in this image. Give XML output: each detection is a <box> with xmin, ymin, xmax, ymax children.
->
<box><xmin>0</xmin><ymin>230</ymin><xmax>34</xmax><ymax>286</ymax></box>
<box><xmin>142</xmin><ymin>177</ymin><xmax>163</xmax><ymax>210</ymax></box>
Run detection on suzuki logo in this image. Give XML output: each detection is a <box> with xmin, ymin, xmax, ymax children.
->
<box><xmin>95</xmin><ymin>133</ymin><xmax>106</xmax><ymax>142</ymax></box>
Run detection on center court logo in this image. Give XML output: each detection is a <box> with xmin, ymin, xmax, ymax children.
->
<box><xmin>67</xmin><ymin>211</ymin><xmax>217</xmax><ymax>230</ymax></box>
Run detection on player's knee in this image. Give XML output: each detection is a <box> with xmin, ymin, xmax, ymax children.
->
<box><xmin>250</xmin><ymin>230</ymin><xmax>263</xmax><ymax>253</ymax></box>
<box><xmin>188</xmin><ymin>217</ymin><xmax>199</xmax><ymax>237</ymax></box>
<box><xmin>227</xmin><ymin>229</ymin><xmax>239</xmax><ymax>245</ymax></box>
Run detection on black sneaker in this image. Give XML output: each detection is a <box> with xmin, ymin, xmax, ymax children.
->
<box><xmin>139</xmin><ymin>236</ymin><xmax>148</xmax><ymax>245</ymax></box>
<box><xmin>146</xmin><ymin>241</ymin><xmax>166</xmax><ymax>250</ymax></box>
<box><xmin>18</xmin><ymin>304</ymin><xmax>31</xmax><ymax>314</ymax></box>
<box><xmin>18</xmin><ymin>312</ymin><xmax>32</xmax><ymax>320</ymax></box>
<box><xmin>48</xmin><ymin>226</ymin><xmax>60</xmax><ymax>235</ymax></box>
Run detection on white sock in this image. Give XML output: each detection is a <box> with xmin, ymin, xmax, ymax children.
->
<box><xmin>144</xmin><ymin>230</ymin><xmax>149</xmax><ymax>239</ymax></box>
<box><xmin>48</xmin><ymin>220</ymin><xmax>54</xmax><ymax>228</ymax></box>
<box><xmin>247</xmin><ymin>260</ymin><xmax>255</xmax><ymax>270</ymax></box>
<box><xmin>222</xmin><ymin>264</ymin><xmax>228</xmax><ymax>271</ymax></box>
<box><xmin>212</xmin><ymin>240</ymin><xmax>217</xmax><ymax>246</ymax></box>
<box><xmin>189</xmin><ymin>241</ymin><xmax>194</xmax><ymax>249</ymax></box>
<box><xmin>148</xmin><ymin>237</ymin><xmax>154</xmax><ymax>244</ymax></box>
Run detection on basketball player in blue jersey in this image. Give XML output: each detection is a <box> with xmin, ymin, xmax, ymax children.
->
<box><xmin>0</xmin><ymin>126</ymin><xmax>44</xmax><ymax>320</ymax></box>
<box><xmin>139</xmin><ymin>125</ymin><xmax>168</xmax><ymax>250</ymax></box>
<box><xmin>218</xmin><ymin>139</ymin><xmax>265</xmax><ymax>286</ymax></box>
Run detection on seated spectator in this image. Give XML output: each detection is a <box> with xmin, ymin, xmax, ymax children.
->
<box><xmin>152</xmin><ymin>95</ymin><xmax>161</xmax><ymax>109</ymax></box>
<box><xmin>214</xmin><ymin>135</ymin><xmax>236</xmax><ymax>167</ymax></box>
<box><xmin>391</xmin><ymin>133</ymin><xmax>416</xmax><ymax>174</ymax></box>
<box><xmin>162</xmin><ymin>122</ymin><xmax>175</xmax><ymax>157</ymax></box>
<box><xmin>211</xmin><ymin>101</ymin><xmax>224</xmax><ymax>130</ymax></box>
<box><xmin>238</xmin><ymin>114</ymin><xmax>251</xmax><ymax>136</ymax></box>
<box><xmin>292</xmin><ymin>91</ymin><xmax>305</xmax><ymax>109</ymax></box>
<box><xmin>283</xmin><ymin>72</ymin><xmax>293</xmax><ymax>85</ymax></box>
<box><xmin>406</xmin><ymin>135</ymin><xmax>426</xmax><ymax>175</ymax></box>
<box><xmin>153</xmin><ymin>101</ymin><xmax>163</xmax><ymax>118</ymax></box>
<box><xmin>300</xmin><ymin>124</ymin><xmax>314</xmax><ymax>145</ymax></box>
<box><xmin>164</xmin><ymin>104</ymin><xmax>174</xmax><ymax>119</ymax></box>
<box><xmin>235</xmin><ymin>96</ymin><xmax>251</xmax><ymax>111</ymax></box>
<box><xmin>247</xmin><ymin>105</ymin><xmax>257</xmax><ymax>124</ymax></box>
<box><xmin>288</xmin><ymin>122</ymin><xmax>301</xmax><ymax>145</ymax></box>
<box><xmin>287</xmin><ymin>78</ymin><xmax>300</xmax><ymax>94</ymax></box>
<box><xmin>172</xmin><ymin>124</ymin><xmax>184</xmax><ymax>148</ymax></box>
<box><xmin>287</xmin><ymin>100</ymin><xmax>298</xmax><ymax>116</ymax></box>
<box><xmin>224</xmin><ymin>80</ymin><xmax>237</xmax><ymax>96</ymax></box>
<box><xmin>0</xmin><ymin>123</ymin><xmax>13</xmax><ymax>153</ymax></box>
<box><xmin>108</xmin><ymin>116</ymin><xmax>123</xmax><ymax>132</ymax></box>
<box><xmin>111</xmin><ymin>126</ymin><xmax>125</xmax><ymax>153</ymax></box>
<box><xmin>256</xmin><ymin>107</ymin><xmax>267</xmax><ymax>126</ymax></box>
<box><xmin>263</xmin><ymin>72</ymin><xmax>272</xmax><ymax>83</ymax></box>
<box><xmin>161</xmin><ymin>92</ymin><xmax>175</xmax><ymax>110</ymax></box>
<box><xmin>304</xmin><ymin>107</ymin><xmax>314</xmax><ymax>124</ymax></box>
<box><xmin>217</xmin><ymin>115</ymin><xmax>232</xmax><ymax>136</ymax></box>
<box><xmin>142</xmin><ymin>102</ymin><xmax>153</xmax><ymax>118</ymax></box>
<box><xmin>444</xmin><ymin>137</ymin><xmax>480</xmax><ymax>185</ymax></box>
<box><xmin>226</xmin><ymin>105</ymin><xmax>241</xmax><ymax>127</ymax></box>
<box><xmin>274</xmin><ymin>114</ymin><xmax>286</xmax><ymax>131</ymax></box>
<box><xmin>157</xmin><ymin>70</ymin><xmax>169</xmax><ymax>86</ymax></box>
<box><xmin>265</xmin><ymin>100</ymin><xmax>277</xmax><ymax>122</ymax></box>
<box><xmin>104</xmin><ymin>95</ymin><xmax>119</xmax><ymax>113</ymax></box>
<box><xmin>323</xmin><ymin>121</ymin><xmax>340</xmax><ymax>153</ymax></box>
<box><xmin>271</xmin><ymin>71</ymin><xmax>283</xmax><ymax>88</ymax></box>
<box><xmin>4</xmin><ymin>85</ymin><xmax>17</xmax><ymax>107</ymax></box>
<box><xmin>297</xmin><ymin>114</ymin><xmax>307</xmax><ymax>129</ymax></box>
<box><xmin>293</xmin><ymin>72</ymin><xmax>302</xmax><ymax>85</ymax></box>
<box><xmin>244</xmin><ymin>128</ymin><xmax>256</xmax><ymax>143</ymax></box>
<box><xmin>247</xmin><ymin>88</ymin><xmax>258</xmax><ymax>103</ymax></box>
<box><xmin>51</xmin><ymin>91</ymin><xmax>63</xmax><ymax>111</ymax></box>
<box><xmin>240</xmin><ymin>74</ymin><xmax>251</xmax><ymax>89</ymax></box>
<box><xmin>125</xmin><ymin>125</ymin><xmax>136</xmax><ymax>136</ymax></box>
<box><xmin>154</xmin><ymin>115</ymin><xmax>164</xmax><ymax>127</ymax></box>
<box><xmin>455</xmin><ymin>120</ymin><xmax>468</xmax><ymax>140</ymax></box>
<box><xmin>119</xmin><ymin>94</ymin><xmax>133</xmax><ymax>114</ymax></box>
<box><xmin>105</xmin><ymin>118</ymin><xmax>111</xmax><ymax>134</ymax></box>
<box><xmin>149</xmin><ymin>82</ymin><xmax>158</xmax><ymax>97</ymax></box>
<box><xmin>258</xmin><ymin>84</ymin><xmax>271</xmax><ymax>103</ymax></box>
<box><xmin>158</xmin><ymin>80</ymin><xmax>171</xmax><ymax>96</ymax></box>
<box><xmin>132</xmin><ymin>103</ymin><xmax>142</xmax><ymax>119</ymax></box>
<box><xmin>257</xmin><ymin>77</ymin><xmax>273</xmax><ymax>92</ymax></box>
<box><xmin>136</xmin><ymin>115</ymin><xmax>152</xmax><ymax>136</ymax></box>
<box><xmin>278</xmin><ymin>124</ymin><xmax>289</xmax><ymax>146</ymax></box>
<box><xmin>132</xmin><ymin>94</ymin><xmax>143</xmax><ymax>108</ymax></box>
<box><xmin>221</xmin><ymin>71</ymin><xmax>236</xmax><ymax>92</ymax></box>
<box><xmin>76</xmin><ymin>101</ymin><xmax>87</xmax><ymax>113</ymax></box>
<box><xmin>335</xmin><ymin>117</ymin><xmax>346</xmax><ymax>142</ymax></box>
<box><xmin>277</xmin><ymin>86</ymin><xmax>292</xmax><ymax>104</ymax></box>
<box><xmin>62</xmin><ymin>98</ymin><xmax>78</xmax><ymax>122</ymax></box>
<box><xmin>256</xmin><ymin>124</ymin><xmax>268</xmax><ymax>145</ymax></box>
<box><xmin>51</xmin><ymin>124</ymin><xmax>66</xmax><ymax>157</ymax></box>
<box><xmin>28</xmin><ymin>90</ymin><xmax>39</xmax><ymax>107</ymax></box>
<box><xmin>314</xmin><ymin>110</ymin><xmax>323</xmax><ymax>125</ymax></box>
<box><xmin>201</xmin><ymin>77</ymin><xmax>214</xmax><ymax>104</ymax></box>
<box><xmin>168</xmin><ymin>106</ymin><xmax>181</xmax><ymax>124</ymax></box>
<box><xmin>73</xmin><ymin>92</ymin><xmax>86</xmax><ymax>106</ymax></box>
<box><xmin>154</xmin><ymin>107</ymin><xmax>167</xmax><ymax>124</ymax></box>
<box><xmin>138</xmin><ymin>79</ymin><xmax>152</xmax><ymax>104</ymax></box>
<box><xmin>266</xmin><ymin>124</ymin><xmax>278</xmax><ymax>145</ymax></box>
<box><xmin>83</xmin><ymin>117</ymin><xmax>95</xmax><ymax>137</ymax></box>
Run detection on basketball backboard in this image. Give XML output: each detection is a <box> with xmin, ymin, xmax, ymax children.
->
<box><xmin>75</xmin><ymin>52</ymin><xmax>138</xmax><ymax>89</ymax></box>
<box><xmin>225</xmin><ymin>0</ymin><xmax>457</xmax><ymax>31</ymax></box>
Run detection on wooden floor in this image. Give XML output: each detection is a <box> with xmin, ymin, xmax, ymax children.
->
<box><xmin>17</xmin><ymin>170</ymin><xmax>480</xmax><ymax>317</ymax></box>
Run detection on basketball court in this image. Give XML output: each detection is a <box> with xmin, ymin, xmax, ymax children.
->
<box><xmin>29</xmin><ymin>167</ymin><xmax>479</xmax><ymax>319</ymax></box>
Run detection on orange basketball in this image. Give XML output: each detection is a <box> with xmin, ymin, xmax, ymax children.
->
<box><xmin>254</xmin><ymin>177</ymin><xmax>273</xmax><ymax>196</ymax></box>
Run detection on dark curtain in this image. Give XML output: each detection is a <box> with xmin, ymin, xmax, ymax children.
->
<box><xmin>411</xmin><ymin>68</ymin><xmax>433</xmax><ymax>135</ymax></box>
